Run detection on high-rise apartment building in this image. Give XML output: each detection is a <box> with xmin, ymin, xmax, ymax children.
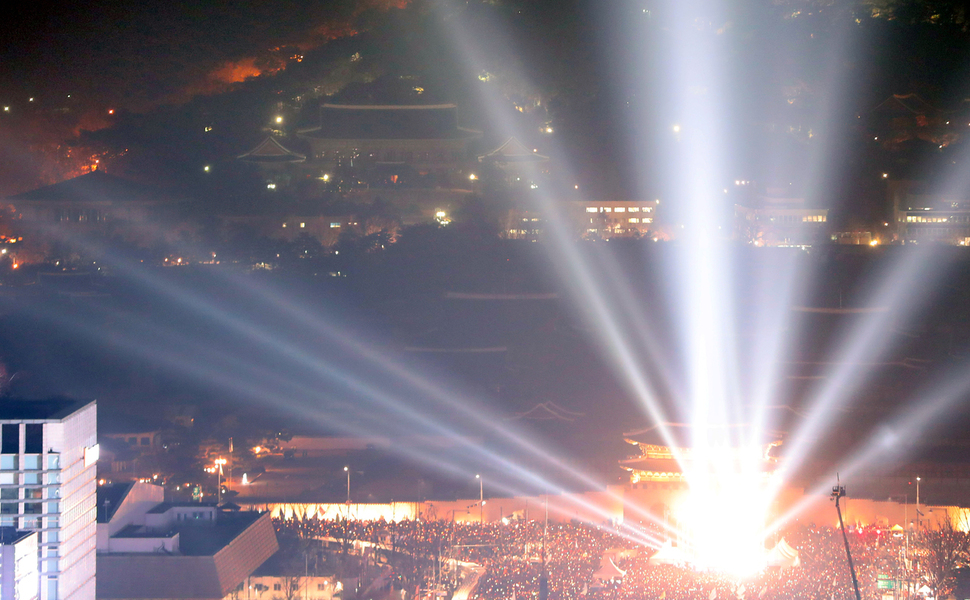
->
<box><xmin>0</xmin><ymin>400</ymin><xmax>97</xmax><ymax>600</ymax></box>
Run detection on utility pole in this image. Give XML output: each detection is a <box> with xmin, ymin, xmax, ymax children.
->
<box><xmin>832</xmin><ymin>480</ymin><xmax>862</xmax><ymax>600</ymax></box>
<box><xmin>476</xmin><ymin>474</ymin><xmax>483</xmax><ymax>524</ymax></box>
<box><xmin>540</xmin><ymin>493</ymin><xmax>549</xmax><ymax>600</ymax></box>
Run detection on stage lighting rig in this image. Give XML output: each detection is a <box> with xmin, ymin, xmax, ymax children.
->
<box><xmin>831</xmin><ymin>478</ymin><xmax>861</xmax><ymax>600</ymax></box>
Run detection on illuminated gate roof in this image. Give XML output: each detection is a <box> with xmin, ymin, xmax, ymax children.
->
<box><xmin>619</xmin><ymin>422</ymin><xmax>784</xmax><ymax>484</ymax></box>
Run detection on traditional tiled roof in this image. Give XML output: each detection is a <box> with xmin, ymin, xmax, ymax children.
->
<box><xmin>237</xmin><ymin>137</ymin><xmax>306</xmax><ymax>163</ymax></box>
<box><xmin>7</xmin><ymin>170</ymin><xmax>178</xmax><ymax>204</ymax></box>
<box><xmin>301</xmin><ymin>104</ymin><xmax>479</xmax><ymax>140</ymax></box>
<box><xmin>872</xmin><ymin>94</ymin><xmax>942</xmax><ymax>117</ymax></box>
<box><xmin>478</xmin><ymin>136</ymin><xmax>549</xmax><ymax>163</ymax></box>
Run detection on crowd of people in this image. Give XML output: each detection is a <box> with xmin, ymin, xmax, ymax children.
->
<box><xmin>273</xmin><ymin>516</ymin><xmax>917</xmax><ymax>600</ymax></box>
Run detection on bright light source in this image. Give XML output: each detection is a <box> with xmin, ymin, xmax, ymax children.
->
<box><xmin>2</xmin><ymin>107</ymin><xmax>8</xmax><ymax>112</ymax></box>
<box><xmin>882</xmin><ymin>173</ymin><xmax>888</xmax><ymax>178</ymax></box>
<box><xmin>672</xmin><ymin>124</ymin><xmax>681</xmax><ymax>133</ymax></box>
<box><xmin>204</xmin><ymin>165</ymin><xmax>211</xmax><ymax>172</ymax></box>
<box><xmin>322</xmin><ymin>174</ymin><xmax>330</xmax><ymax>181</ymax></box>
<box><xmin>267</xmin><ymin>183</ymin><xmax>276</xmax><ymax>189</ymax></box>
<box><xmin>275</xmin><ymin>116</ymin><xmax>283</xmax><ymax>124</ymax></box>
<box><xmin>469</xmin><ymin>173</ymin><xmax>478</xmax><ymax>181</ymax></box>
<box><xmin>870</xmin><ymin>239</ymin><xmax>879</xmax><ymax>246</ymax></box>
<box><xmin>545</xmin><ymin>127</ymin><xmax>553</xmax><ymax>133</ymax></box>
<box><xmin>108</xmin><ymin>109</ymin><xmax>114</xmax><ymax>115</ymax></box>
<box><xmin>435</xmin><ymin>211</ymin><xmax>446</xmax><ymax>218</ymax></box>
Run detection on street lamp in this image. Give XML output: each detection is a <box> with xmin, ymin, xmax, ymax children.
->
<box><xmin>344</xmin><ymin>466</ymin><xmax>351</xmax><ymax>521</ymax></box>
<box><xmin>476</xmin><ymin>474</ymin><xmax>483</xmax><ymax>524</ymax></box>
<box><xmin>214</xmin><ymin>458</ymin><xmax>227</xmax><ymax>504</ymax></box>
<box><xmin>344</xmin><ymin>466</ymin><xmax>351</xmax><ymax>503</ymax></box>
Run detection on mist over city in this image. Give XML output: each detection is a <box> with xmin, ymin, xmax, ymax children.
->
<box><xmin>4</xmin><ymin>1</ymin><xmax>970</xmax><ymax>600</ymax></box>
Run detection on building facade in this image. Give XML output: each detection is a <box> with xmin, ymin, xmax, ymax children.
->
<box><xmin>0</xmin><ymin>400</ymin><xmax>97</xmax><ymax>600</ymax></box>
<box><xmin>576</xmin><ymin>200</ymin><xmax>661</xmax><ymax>240</ymax></box>
<box><xmin>890</xmin><ymin>180</ymin><xmax>970</xmax><ymax>245</ymax></box>
<box><xmin>733</xmin><ymin>197</ymin><xmax>828</xmax><ymax>248</ymax></box>
<box><xmin>297</xmin><ymin>104</ymin><xmax>480</xmax><ymax>189</ymax></box>
<box><xmin>0</xmin><ymin>529</ymin><xmax>39</xmax><ymax>600</ymax></box>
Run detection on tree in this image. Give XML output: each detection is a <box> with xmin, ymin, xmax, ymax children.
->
<box><xmin>273</xmin><ymin>559</ymin><xmax>305</xmax><ymax>600</ymax></box>
<box><xmin>917</xmin><ymin>512</ymin><xmax>970</xmax><ymax>598</ymax></box>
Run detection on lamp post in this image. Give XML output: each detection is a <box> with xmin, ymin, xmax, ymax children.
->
<box><xmin>214</xmin><ymin>458</ymin><xmax>227</xmax><ymax>504</ymax></box>
<box><xmin>476</xmin><ymin>474</ymin><xmax>483</xmax><ymax>524</ymax></box>
<box><xmin>344</xmin><ymin>466</ymin><xmax>351</xmax><ymax>520</ymax></box>
<box><xmin>916</xmin><ymin>476</ymin><xmax>921</xmax><ymax>529</ymax></box>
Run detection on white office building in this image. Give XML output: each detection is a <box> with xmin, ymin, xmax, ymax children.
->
<box><xmin>0</xmin><ymin>528</ymin><xmax>39</xmax><ymax>600</ymax></box>
<box><xmin>0</xmin><ymin>400</ymin><xmax>97</xmax><ymax>600</ymax></box>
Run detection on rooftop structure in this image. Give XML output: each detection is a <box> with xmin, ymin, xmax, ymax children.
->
<box><xmin>96</xmin><ymin>483</ymin><xmax>278</xmax><ymax>600</ymax></box>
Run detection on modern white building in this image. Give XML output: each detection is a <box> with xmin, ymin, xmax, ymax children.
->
<box><xmin>96</xmin><ymin>483</ymin><xmax>279</xmax><ymax>600</ymax></box>
<box><xmin>0</xmin><ymin>528</ymin><xmax>39</xmax><ymax>600</ymax></box>
<box><xmin>0</xmin><ymin>399</ymin><xmax>98</xmax><ymax>600</ymax></box>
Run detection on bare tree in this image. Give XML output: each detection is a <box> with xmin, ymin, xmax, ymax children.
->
<box><xmin>273</xmin><ymin>574</ymin><xmax>303</xmax><ymax>600</ymax></box>
<box><xmin>273</xmin><ymin>556</ymin><xmax>305</xmax><ymax>600</ymax></box>
<box><xmin>917</xmin><ymin>512</ymin><xmax>970</xmax><ymax>598</ymax></box>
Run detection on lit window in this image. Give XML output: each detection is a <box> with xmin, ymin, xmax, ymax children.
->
<box><xmin>615</xmin><ymin>207</ymin><xmax>626</xmax><ymax>213</ymax></box>
<box><xmin>628</xmin><ymin>218</ymin><xmax>639</xmax><ymax>223</ymax></box>
<box><xmin>300</xmin><ymin>223</ymin><xmax>306</xmax><ymax>228</ymax></box>
<box><xmin>603</xmin><ymin>207</ymin><xmax>611</xmax><ymax>213</ymax></box>
<box><xmin>629</xmin><ymin>207</ymin><xmax>639</xmax><ymax>212</ymax></box>
<box><xmin>330</xmin><ymin>222</ymin><xmax>341</xmax><ymax>228</ymax></box>
<box><xmin>643</xmin><ymin>207</ymin><xmax>652</xmax><ymax>212</ymax></box>
<box><xmin>586</xmin><ymin>207</ymin><xmax>597</xmax><ymax>213</ymax></box>
<box><xmin>643</xmin><ymin>218</ymin><xmax>653</xmax><ymax>223</ymax></box>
